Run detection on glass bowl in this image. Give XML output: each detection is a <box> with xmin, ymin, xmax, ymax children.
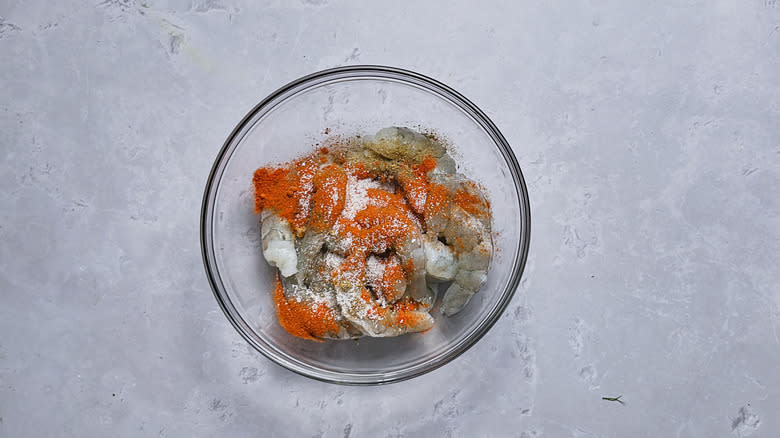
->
<box><xmin>200</xmin><ymin>65</ymin><xmax>531</xmax><ymax>385</ymax></box>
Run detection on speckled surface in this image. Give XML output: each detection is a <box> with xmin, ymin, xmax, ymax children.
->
<box><xmin>1</xmin><ymin>1</ymin><xmax>779</xmax><ymax>436</ymax></box>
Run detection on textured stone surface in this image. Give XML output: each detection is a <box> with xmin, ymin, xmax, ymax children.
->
<box><xmin>1</xmin><ymin>1</ymin><xmax>779</xmax><ymax>436</ymax></box>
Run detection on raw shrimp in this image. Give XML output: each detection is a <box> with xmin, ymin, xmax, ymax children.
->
<box><xmin>364</xmin><ymin>127</ymin><xmax>447</xmax><ymax>161</ymax></box>
<box><xmin>330</xmin><ymin>194</ymin><xmax>431</xmax><ymax>306</ymax></box>
<box><xmin>293</xmin><ymin>163</ymin><xmax>347</xmax><ymax>285</ymax></box>
<box><xmin>260</xmin><ymin>210</ymin><xmax>298</xmax><ymax>278</ymax></box>
<box><xmin>289</xmin><ymin>166</ymin><xmax>435</xmax><ymax>337</ymax></box>
<box><xmin>422</xmin><ymin>234</ymin><xmax>457</xmax><ymax>282</ymax></box>
<box><xmin>334</xmin><ymin>282</ymin><xmax>434</xmax><ymax>337</ymax></box>
<box><xmin>279</xmin><ymin>274</ymin><xmax>359</xmax><ymax>340</ymax></box>
<box><xmin>424</xmin><ymin>174</ymin><xmax>493</xmax><ymax>316</ymax></box>
<box><xmin>294</xmin><ymin>231</ymin><xmax>326</xmax><ymax>285</ymax></box>
<box><xmin>342</xmin><ymin>130</ymin><xmax>491</xmax><ymax>316</ymax></box>
<box><xmin>253</xmin><ymin>126</ymin><xmax>493</xmax><ymax>340</ymax></box>
<box><xmin>366</xmin><ymin>254</ymin><xmax>407</xmax><ymax>305</ymax></box>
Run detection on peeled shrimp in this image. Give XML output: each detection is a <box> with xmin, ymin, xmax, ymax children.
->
<box><xmin>359</xmin><ymin>129</ymin><xmax>492</xmax><ymax>315</ymax></box>
<box><xmin>334</xmin><ymin>283</ymin><xmax>434</xmax><ymax>337</ymax></box>
<box><xmin>279</xmin><ymin>275</ymin><xmax>358</xmax><ymax>340</ymax></box>
<box><xmin>366</xmin><ymin>254</ymin><xmax>407</xmax><ymax>305</ymax></box>
<box><xmin>422</xmin><ymin>234</ymin><xmax>457</xmax><ymax>282</ymax></box>
<box><xmin>343</xmin><ymin>187</ymin><xmax>430</xmax><ymax>304</ymax></box>
<box><xmin>260</xmin><ymin>210</ymin><xmax>298</xmax><ymax>278</ymax></box>
<box><xmin>365</xmin><ymin>127</ymin><xmax>446</xmax><ymax>161</ymax></box>
<box><xmin>424</xmin><ymin>174</ymin><xmax>493</xmax><ymax>316</ymax></box>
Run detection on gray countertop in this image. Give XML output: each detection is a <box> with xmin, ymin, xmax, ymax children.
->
<box><xmin>2</xmin><ymin>1</ymin><xmax>779</xmax><ymax>436</ymax></box>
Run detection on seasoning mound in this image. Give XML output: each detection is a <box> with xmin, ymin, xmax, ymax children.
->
<box><xmin>253</xmin><ymin>127</ymin><xmax>493</xmax><ymax>340</ymax></box>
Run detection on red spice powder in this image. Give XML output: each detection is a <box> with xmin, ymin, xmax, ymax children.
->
<box><xmin>252</xmin><ymin>167</ymin><xmax>290</xmax><ymax>214</ymax></box>
<box><xmin>309</xmin><ymin>164</ymin><xmax>347</xmax><ymax>232</ymax></box>
<box><xmin>453</xmin><ymin>184</ymin><xmax>490</xmax><ymax>218</ymax></box>
<box><xmin>380</xmin><ymin>261</ymin><xmax>405</xmax><ymax>296</ymax></box>
<box><xmin>416</xmin><ymin>156</ymin><xmax>437</xmax><ymax>174</ymax></box>
<box><xmin>397</xmin><ymin>156</ymin><xmax>436</xmax><ymax>215</ymax></box>
<box><xmin>352</xmin><ymin>204</ymin><xmax>417</xmax><ymax>255</ymax></box>
<box><xmin>424</xmin><ymin>182</ymin><xmax>450</xmax><ymax>223</ymax></box>
<box><xmin>272</xmin><ymin>274</ymin><xmax>340</xmax><ymax>341</ymax></box>
<box><xmin>340</xmin><ymin>252</ymin><xmax>368</xmax><ymax>284</ymax></box>
<box><xmin>290</xmin><ymin>157</ymin><xmax>318</xmax><ymax>233</ymax></box>
<box><xmin>344</xmin><ymin>162</ymin><xmax>373</xmax><ymax>179</ymax></box>
<box><xmin>253</xmin><ymin>156</ymin><xmax>319</xmax><ymax>235</ymax></box>
<box><xmin>390</xmin><ymin>299</ymin><xmax>425</xmax><ymax>327</ymax></box>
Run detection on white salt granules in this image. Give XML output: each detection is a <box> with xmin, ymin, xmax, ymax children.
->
<box><xmin>366</xmin><ymin>255</ymin><xmax>386</xmax><ymax>283</ymax></box>
<box><xmin>342</xmin><ymin>174</ymin><xmax>383</xmax><ymax>220</ymax></box>
<box><xmin>286</xmin><ymin>283</ymin><xmax>333</xmax><ymax>307</ymax></box>
<box><xmin>336</xmin><ymin>286</ymin><xmax>372</xmax><ymax>320</ymax></box>
<box><xmin>324</xmin><ymin>252</ymin><xmax>345</xmax><ymax>270</ymax></box>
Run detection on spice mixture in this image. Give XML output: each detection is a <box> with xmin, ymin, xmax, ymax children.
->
<box><xmin>253</xmin><ymin>127</ymin><xmax>493</xmax><ymax>340</ymax></box>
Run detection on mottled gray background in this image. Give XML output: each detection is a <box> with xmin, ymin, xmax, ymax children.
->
<box><xmin>1</xmin><ymin>0</ymin><xmax>779</xmax><ymax>436</ymax></box>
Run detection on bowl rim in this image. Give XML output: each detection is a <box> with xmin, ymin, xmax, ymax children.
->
<box><xmin>200</xmin><ymin>65</ymin><xmax>531</xmax><ymax>385</ymax></box>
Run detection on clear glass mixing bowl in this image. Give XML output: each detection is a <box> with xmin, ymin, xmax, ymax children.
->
<box><xmin>200</xmin><ymin>66</ymin><xmax>531</xmax><ymax>384</ymax></box>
